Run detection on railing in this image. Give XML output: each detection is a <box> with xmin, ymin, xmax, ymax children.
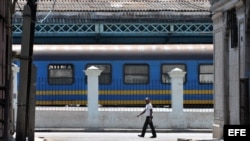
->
<box><xmin>13</xmin><ymin>22</ymin><xmax>213</xmax><ymax>35</ymax></box>
<box><xmin>12</xmin><ymin>22</ymin><xmax>213</xmax><ymax>43</ymax></box>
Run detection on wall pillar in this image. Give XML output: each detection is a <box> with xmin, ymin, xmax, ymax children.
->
<box><xmin>168</xmin><ymin>68</ymin><xmax>186</xmax><ymax>128</ymax></box>
<box><xmin>11</xmin><ymin>64</ymin><xmax>20</xmax><ymax>131</ymax></box>
<box><xmin>211</xmin><ymin>11</ymin><xmax>229</xmax><ymax>139</ymax></box>
<box><xmin>168</xmin><ymin>68</ymin><xmax>186</xmax><ymax>113</ymax></box>
<box><xmin>84</xmin><ymin>66</ymin><xmax>102</xmax><ymax>126</ymax></box>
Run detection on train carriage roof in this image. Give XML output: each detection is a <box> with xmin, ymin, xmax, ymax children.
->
<box><xmin>12</xmin><ymin>44</ymin><xmax>213</xmax><ymax>60</ymax></box>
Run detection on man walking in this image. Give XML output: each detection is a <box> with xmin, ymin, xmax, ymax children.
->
<box><xmin>137</xmin><ymin>97</ymin><xmax>157</xmax><ymax>138</ymax></box>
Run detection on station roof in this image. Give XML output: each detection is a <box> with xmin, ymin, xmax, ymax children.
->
<box><xmin>15</xmin><ymin>0</ymin><xmax>210</xmax><ymax>12</ymax></box>
<box><xmin>13</xmin><ymin>0</ymin><xmax>212</xmax><ymax>44</ymax></box>
<box><xmin>14</xmin><ymin>0</ymin><xmax>211</xmax><ymax>22</ymax></box>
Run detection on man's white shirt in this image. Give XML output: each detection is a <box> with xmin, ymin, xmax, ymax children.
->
<box><xmin>145</xmin><ymin>103</ymin><xmax>153</xmax><ymax>116</ymax></box>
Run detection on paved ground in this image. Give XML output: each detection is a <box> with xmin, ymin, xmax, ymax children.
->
<box><xmin>31</xmin><ymin>130</ymin><xmax>223</xmax><ymax>141</ymax></box>
<box><xmin>12</xmin><ymin>128</ymin><xmax>223</xmax><ymax>141</ymax></box>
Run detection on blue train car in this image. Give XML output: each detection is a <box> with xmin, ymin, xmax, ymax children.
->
<box><xmin>13</xmin><ymin>44</ymin><xmax>214</xmax><ymax>107</ymax></box>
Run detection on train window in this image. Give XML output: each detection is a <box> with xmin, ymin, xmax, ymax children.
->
<box><xmin>161</xmin><ymin>64</ymin><xmax>186</xmax><ymax>84</ymax></box>
<box><xmin>199</xmin><ymin>64</ymin><xmax>214</xmax><ymax>83</ymax></box>
<box><xmin>48</xmin><ymin>64</ymin><xmax>74</xmax><ymax>85</ymax></box>
<box><xmin>124</xmin><ymin>64</ymin><xmax>149</xmax><ymax>84</ymax></box>
<box><xmin>86</xmin><ymin>64</ymin><xmax>111</xmax><ymax>84</ymax></box>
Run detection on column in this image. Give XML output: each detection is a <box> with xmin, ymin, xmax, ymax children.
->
<box><xmin>84</xmin><ymin>66</ymin><xmax>102</xmax><ymax>119</ymax></box>
<box><xmin>168</xmin><ymin>68</ymin><xmax>186</xmax><ymax>114</ymax></box>
<box><xmin>11</xmin><ymin>64</ymin><xmax>20</xmax><ymax>132</ymax></box>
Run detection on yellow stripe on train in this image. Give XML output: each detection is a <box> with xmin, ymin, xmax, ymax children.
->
<box><xmin>99</xmin><ymin>90</ymin><xmax>171</xmax><ymax>94</ymax></box>
<box><xmin>184</xmin><ymin>90</ymin><xmax>214</xmax><ymax>94</ymax></box>
<box><xmin>36</xmin><ymin>89</ymin><xmax>214</xmax><ymax>95</ymax></box>
<box><xmin>36</xmin><ymin>90</ymin><xmax>87</xmax><ymax>95</ymax></box>
<box><xmin>35</xmin><ymin>100</ymin><xmax>213</xmax><ymax>106</ymax></box>
<box><xmin>36</xmin><ymin>90</ymin><xmax>172</xmax><ymax>95</ymax></box>
<box><xmin>184</xmin><ymin>100</ymin><xmax>214</xmax><ymax>104</ymax></box>
<box><xmin>36</xmin><ymin>101</ymin><xmax>87</xmax><ymax>106</ymax></box>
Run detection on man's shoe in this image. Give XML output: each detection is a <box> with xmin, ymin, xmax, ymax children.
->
<box><xmin>138</xmin><ymin>135</ymin><xmax>144</xmax><ymax>138</ymax></box>
<box><xmin>150</xmin><ymin>136</ymin><xmax>157</xmax><ymax>138</ymax></box>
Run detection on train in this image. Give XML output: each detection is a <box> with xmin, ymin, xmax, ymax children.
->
<box><xmin>12</xmin><ymin>44</ymin><xmax>214</xmax><ymax>108</ymax></box>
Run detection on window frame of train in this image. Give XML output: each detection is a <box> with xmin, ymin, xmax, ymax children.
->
<box><xmin>199</xmin><ymin>64</ymin><xmax>214</xmax><ymax>84</ymax></box>
<box><xmin>86</xmin><ymin>64</ymin><xmax>112</xmax><ymax>85</ymax></box>
<box><xmin>48</xmin><ymin>64</ymin><xmax>74</xmax><ymax>85</ymax></box>
<box><xmin>161</xmin><ymin>64</ymin><xmax>186</xmax><ymax>84</ymax></box>
<box><xmin>124</xmin><ymin>64</ymin><xmax>149</xmax><ymax>84</ymax></box>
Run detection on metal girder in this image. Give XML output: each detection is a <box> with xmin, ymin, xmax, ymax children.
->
<box><xmin>12</xmin><ymin>22</ymin><xmax>213</xmax><ymax>44</ymax></box>
<box><xmin>13</xmin><ymin>22</ymin><xmax>212</xmax><ymax>34</ymax></box>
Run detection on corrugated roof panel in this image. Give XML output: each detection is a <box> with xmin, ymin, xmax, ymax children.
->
<box><xmin>15</xmin><ymin>0</ymin><xmax>210</xmax><ymax>12</ymax></box>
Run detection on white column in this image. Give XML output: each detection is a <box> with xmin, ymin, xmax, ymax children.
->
<box><xmin>211</xmin><ymin>11</ymin><xmax>229</xmax><ymax>139</ymax></box>
<box><xmin>84</xmin><ymin>66</ymin><xmax>102</xmax><ymax>118</ymax></box>
<box><xmin>12</xmin><ymin>63</ymin><xmax>20</xmax><ymax>129</ymax></box>
<box><xmin>168</xmin><ymin>68</ymin><xmax>186</xmax><ymax>113</ymax></box>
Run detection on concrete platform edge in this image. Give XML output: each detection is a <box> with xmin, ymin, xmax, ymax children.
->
<box><xmin>35</xmin><ymin>128</ymin><xmax>212</xmax><ymax>133</ymax></box>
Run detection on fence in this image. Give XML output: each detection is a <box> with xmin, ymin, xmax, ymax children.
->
<box><xmin>34</xmin><ymin>68</ymin><xmax>214</xmax><ymax>129</ymax></box>
<box><xmin>35</xmin><ymin>78</ymin><xmax>213</xmax><ymax>111</ymax></box>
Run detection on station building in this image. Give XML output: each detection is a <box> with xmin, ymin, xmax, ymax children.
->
<box><xmin>210</xmin><ymin>0</ymin><xmax>250</xmax><ymax>139</ymax></box>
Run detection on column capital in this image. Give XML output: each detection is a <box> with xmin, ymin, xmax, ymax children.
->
<box><xmin>84</xmin><ymin>66</ymin><xmax>103</xmax><ymax>76</ymax></box>
<box><xmin>168</xmin><ymin>68</ymin><xmax>186</xmax><ymax>79</ymax></box>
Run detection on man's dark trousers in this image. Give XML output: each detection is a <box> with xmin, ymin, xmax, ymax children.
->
<box><xmin>140</xmin><ymin>116</ymin><xmax>156</xmax><ymax>137</ymax></box>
